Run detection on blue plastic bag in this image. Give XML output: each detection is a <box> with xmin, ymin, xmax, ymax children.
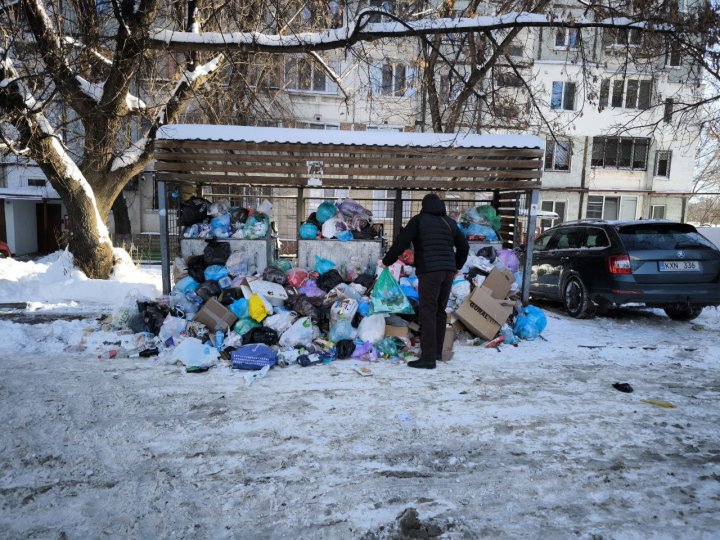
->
<box><xmin>463</xmin><ymin>223</ymin><xmax>498</xmax><ymax>240</ymax></box>
<box><xmin>316</xmin><ymin>201</ymin><xmax>337</xmax><ymax>223</ymax></box>
<box><xmin>328</xmin><ymin>320</ymin><xmax>354</xmax><ymax>342</ymax></box>
<box><xmin>231</xmin><ymin>343</ymin><xmax>277</xmax><ymax>370</ymax></box>
<box><xmin>300</xmin><ymin>223</ymin><xmax>319</xmax><ymax>239</ymax></box>
<box><xmin>336</xmin><ymin>230</ymin><xmax>353</xmax><ymax>242</ymax></box>
<box><xmin>314</xmin><ymin>255</ymin><xmax>335</xmax><ymax>275</ymax></box>
<box><xmin>210</xmin><ymin>213</ymin><xmax>231</xmax><ymax>231</ymax></box>
<box><xmin>513</xmin><ymin>305</ymin><xmax>547</xmax><ymax>341</ymax></box>
<box><xmin>229</xmin><ymin>298</ymin><xmax>249</xmax><ymax>319</ymax></box>
<box><xmin>204</xmin><ymin>265</ymin><xmax>229</xmax><ymax>281</ymax></box>
<box><xmin>174</xmin><ymin>275</ymin><xmax>199</xmax><ymax>293</ymax></box>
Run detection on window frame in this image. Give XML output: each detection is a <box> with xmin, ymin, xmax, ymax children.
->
<box><xmin>371</xmin><ymin>61</ymin><xmax>416</xmax><ymax>97</ymax></box>
<box><xmin>650</xmin><ymin>205</ymin><xmax>666</xmax><ymax>219</ymax></box>
<box><xmin>284</xmin><ymin>57</ymin><xmax>340</xmax><ymax>95</ymax></box>
<box><xmin>551</xmin><ymin>81</ymin><xmax>576</xmax><ymax>111</ymax></box>
<box><xmin>591</xmin><ymin>137</ymin><xmax>650</xmax><ymax>171</ymax></box>
<box><xmin>544</xmin><ymin>139</ymin><xmax>572</xmax><ymax>172</ymax></box>
<box><xmin>554</xmin><ymin>28</ymin><xmax>579</xmax><ymax>50</ymax></box>
<box><xmin>665</xmin><ymin>40</ymin><xmax>682</xmax><ymax>68</ymax></box>
<box><xmin>654</xmin><ymin>150</ymin><xmax>672</xmax><ymax>178</ymax></box>
<box><xmin>540</xmin><ymin>200</ymin><xmax>567</xmax><ymax>229</ymax></box>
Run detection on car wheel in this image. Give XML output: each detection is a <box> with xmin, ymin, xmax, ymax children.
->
<box><xmin>663</xmin><ymin>305</ymin><xmax>703</xmax><ymax>321</ymax></box>
<box><xmin>562</xmin><ymin>275</ymin><xmax>595</xmax><ymax>319</ymax></box>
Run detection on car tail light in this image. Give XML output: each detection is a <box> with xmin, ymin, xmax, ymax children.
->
<box><xmin>608</xmin><ymin>254</ymin><xmax>632</xmax><ymax>274</ymax></box>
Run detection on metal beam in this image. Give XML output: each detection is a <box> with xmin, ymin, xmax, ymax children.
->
<box><xmin>157</xmin><ymin>177</ymin><xmax>171</xmax><ymax>295</ymax></box>
<box><xmin>521</xmin><ymin>189</ymin><xmax>540</xmax><ymax>306</ymax></box>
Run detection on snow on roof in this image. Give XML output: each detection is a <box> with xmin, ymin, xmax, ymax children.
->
<box><xmin>156</xmin><ymin>124</ymin><xmax>544</xmax><ymax>150</ymax></box>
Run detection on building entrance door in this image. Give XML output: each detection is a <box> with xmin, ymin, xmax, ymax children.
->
<box><xmin>0</xmin><ymin>200</ymin><xmax>6</xmax><ymax>243</ymax></box>
<box><xmin>36</xmin><ymin>202</ymin><xmax>62</xmax><ymax>254</ymax></box>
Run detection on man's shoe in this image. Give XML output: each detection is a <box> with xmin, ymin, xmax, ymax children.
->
<box><xmin>407</xmin><ymin>359</ymin><xmax>436</xmax><ymax>369</ymax></box>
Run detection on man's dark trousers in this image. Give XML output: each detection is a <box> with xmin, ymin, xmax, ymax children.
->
<box><xmin>418</xmin><ymin>270</ymin><xmax>455</xmax><ymax>362</ymax></box>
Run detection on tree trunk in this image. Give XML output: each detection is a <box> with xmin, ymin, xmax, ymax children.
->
<box><xmin>111</xmin><ymin>191</ymin><xmax>133</xmax><ymax>248</ymax></box>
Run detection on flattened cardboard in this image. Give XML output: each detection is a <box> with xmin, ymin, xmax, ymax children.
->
<box><xmin>481</xmin><ymin>267</ymin><xmax>515</xmax><ymax>300</ymax></box>
<box><xmin>454</xmin><ymin>286</ymin><xmax>513</xmax><ymax>340</ymax></box>
<box><xmin>385</xmin><ymin>325</ymin><xmax>409</xmax><ymax>338</ymax></box>
<box><xmin>194</xmin><ymin>298</ymin><xmax>238</xmax><ymax>333</ymax></box>
<box><xmin>441</xmin><ymin>325</ymin><xmax>455</xmax><ymax>361</ymax></box>
<box><xmin>240</xmin><ymin>277</ymin><xmax>289</xmax><ymax>306</ymax></box>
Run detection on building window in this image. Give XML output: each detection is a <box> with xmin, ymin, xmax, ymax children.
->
<box><xmin>664</xmin><ymin>98</ymin><xmax>674</xmax><ymax>122</ymax></box>
<box><xmin>28</xmin><ymin>178</ymin><xmax>47</xmax><ymax>187</ymax></box>
<box><xmin>367</xmin><ymin>125</ymin><xmax>404</xmax><ymax>132</ymax></box>
<box><xmin>591</xmin><ymin>137</ymin><xmax>650</xmax><ymax>170</ymax></box>
<box><xmin>544</xmin><ymin>139</ymin><xmax>571</xmax><ymax>171</ymax></box>
<box><xmin>654</xmin><ymin>150</ymin><xmax>672</xmax><ymax>178</ymax></box>
<box><xmin>586</xmin><ymin>195</ymin><xmax>637</xmax><ymax>220</ymax></box>
<box><xmin>551</xmin><ymin>81</ymin><xmax>576</xmax><ymax>111</ymax></box>
<box><xmin>371</xmin><ymin>62</ymin><xmax>416</xmax><ymax>97</ymax></box>
<box><xmin>372</xmin><ymin>190</ymin><xmax>393</xmax><ymax>219</ymax></box>
<box><xmin>439</xmin><ymin>74</ymin><xmax>463</xmax><ymax>103</ymax></box>
<box><xmin>666</xmin><ymin>41</ymin><xmax>682</xmax><ymax>67</ymax></box>
<box><xmin>650</xmin><ymin>205</ymin><xmax>666</xmax><ymax>219</ymax></box>
<box><xmin>285</xmin><ymin>57</ymin><xmax>339</xmax><ymax>94</ymax></box>
<box><xmin>508</xmin><ymin>42</ymin><xmax>523</xmax><ymax>57</ymax></box>
<box><xmin>540</xmin><ymin>200</ymin><xmax>566</xmax><ymax>229</ymax></box>
<box><xmin>296</xmin><ymin>122</ymin><xmax>339</xmax><ymax>130</ymax></box>
<box><xmin>604</xmin><ymin>79</ymin><xmax>652</xmax><ymax>110</ymax></box>
<box><xmin>554</xmin><ymin>28</ymin><xmax>578</xmax><ymax>50</ymax></box>
<box><xmin>607</xmin><ymin>28</ymin><xmax>642</xmax><ymax>47</ymax></box>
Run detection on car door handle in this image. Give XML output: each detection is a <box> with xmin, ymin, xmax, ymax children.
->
<box><xmin>560</xmin><ymin>256</ymin><xmax>570</xmax><ymax>261</ymax></box>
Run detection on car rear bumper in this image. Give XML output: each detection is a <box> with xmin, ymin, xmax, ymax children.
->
<box><xmin>592</xmin><ymin>283</ymin><xmax>720</xmax><ymax>307</ymax></box>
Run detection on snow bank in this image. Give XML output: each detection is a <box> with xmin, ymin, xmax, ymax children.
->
<box><xmin>0</xmin><ymin>248</ymin><xmax>161</xmax><ymax>308</ymax></box>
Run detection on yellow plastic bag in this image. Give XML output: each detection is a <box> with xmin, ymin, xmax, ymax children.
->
<box><xmin>248</xmin><ymin>293</ymin><xmax>272</xmax><ymax>322</ymax></box>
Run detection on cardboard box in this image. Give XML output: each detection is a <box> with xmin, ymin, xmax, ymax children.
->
<box><xmin>481</xmin><ymin>267</ymin><xmax>515</xmax><ymax>300</ymax></box>
<box><xmin>454</xmin><ymin>286</ymin><xmax>514</xmax><ymax>340</ymax></box>
<box><xmin>239</xmin><ymin>277</ymin><xmax>289</xmax><ymax>306</ymax></box>
<box><xmin>441</xmin><ymin>325</ymin><xmax>455</xmax><ymax>361</ymax></box>
<box><xmin>194</xmin><ymin>298</ymin><xmax>238</xmax><ymax>333</ymax></box>
<box><xmin>385</xmin><ymin>325</ymin><xmax>409</xmax><ymax>338</ymax></box>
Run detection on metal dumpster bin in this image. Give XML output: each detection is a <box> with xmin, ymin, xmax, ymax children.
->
<box><xmin>297</xmin><ymin>239</ymin><xmax>383</xmax><ymax>274</ymax></box>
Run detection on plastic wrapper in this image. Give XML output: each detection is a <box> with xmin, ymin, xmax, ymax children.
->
<box><xmin>229</xmin><ymin>298</ymin><xmax>249</xmax><ymax>319</ymax></box>
<box><xmin>244</xmin><ymin>215</ymin><xmax>269</xmax><ymax>239</ymax></box>
<box><xmin>233</xmin><ymin>317</ymin><xmax>260</xmax><ymax>337</ymax></box>
<box><xmin>358</xmin><ymin>314</ymin><xmax>386</xmax><ymax>343</ymax></box>
<box><xmin>174</xmin><ymin>276</ymin><xmax>199</xmax><ymax>294</ymax></box>
<box><xmin>448</xmin><ymin>277</ymin><xmax>471</xmax><ymax>309</ymax></box>
<box><xmin>513</xmin><ymin>305</ymin><xmax>547</xmax><ymax>341</ymax></box>
<box><xmin>279</xmin><ymin>317</ymin><xmax>314</xmax><ymax>348</ymax></box>
<box><xmin>314</xmin><ymin>256</ymin><xmax>335</xmax><ymax>275</ymax></box>
<box><xmin>209</xmin><ymin>200</ymin><xmax>230</xmax><ymax>217</ymax></box>
<box><xmin>299</xmin><ymin>279</ymin><xmax>324</xmax><ymax>298</ymax></box>
<box><xmin>325</xmin><ymin>284</ymin><xmax>362</xmax><ymax>305</ymax></box>
<box><xmin>328</xmin><ymin>320</ymin><xmax>355</xmax><ymax>342</ymax></box>
<box><xmin>263</xmin><ymin>311</ymin><xmax>296</xmax><ymax>334</ymax></box>
<box><xmin>336</xmin><ymin>230</ymin><xmax>353</xmax><ymax>242</ymax></box>
<box><xmin>300</xmin><ymin>223</ymin><xmax>319</xmax><ymax>239</ymax></box>
<box><xmin>375</xmin><ymin>337</ymin><xmax>398</xmax><ymax>358</ymax></box>
<box><xmin>226</xmin><ymin>252</ymin><xmax>249</xmax><ymax>277</ymax></box>
<box><xmin>159</xmin><ymin>315</ymin><xmax>187</xmax><ymax>342</ymax></box>
<box><xmin>371</xmin><ymin>268</ymin><xmax>414</xmax><ymax>315</ymax></box>
<box><xmin>287</xmin><ymin>268</ymin><xmax>309</xmax><ymax>289</ymax></box>
<box><xmin>497</xmin><ymin>249</ymin><xmax>521</xmax><ymax>273</ymax></box>
<box><xmin>330</xmin><ymin>298</ymin><xmax>359</xmax><ymax>326</ymax></box>
<box><xmin>168</xmin><ymin>337</ymin><xmax>218</xmax><ymax>368</ymax></box>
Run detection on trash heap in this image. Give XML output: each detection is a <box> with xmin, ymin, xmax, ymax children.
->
<box><xmin>458</xmin><ymin>205</ymin><xmax>502</xmax><ymax>242</ymax></box>
<box><xmin>299</xmin><ymin>197</ymin><xmax>378</xmax><ymax>241</ymax></box>
<box><xmin>178</xmin><ymin>196</ymin><xmax>272</xmax><ymax>240</ymax></box>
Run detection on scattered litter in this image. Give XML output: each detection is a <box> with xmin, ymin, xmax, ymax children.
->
<box><xmin>641</xmin><ymin>399</ymin><xmax>676</xmax><ymax>409</ymax></box>
<box><xmin>353</xmin><ymin>365</ymin><xmax>373</xmax><ymax>377</ymax></box>
<box><xmin>612</xmin><ymin>382</ymin><xmax>634</xmax><ymax>393</ymax></box>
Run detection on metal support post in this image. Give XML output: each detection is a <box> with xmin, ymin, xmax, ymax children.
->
<box><xmin>157</xmin><ymin>176</ymin><xmax>171</xmax><ymax>294</ymax></box>
<box><xmin>392</xmin><ymin>189</ymin><xmax>404</xmax><ymax>241</ymax></box>
<box><xmin>521</xmin><ymin>189</ymin><xmax>540</xmax><ymax>306</ymax></box>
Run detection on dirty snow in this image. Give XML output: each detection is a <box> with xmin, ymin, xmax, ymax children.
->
<box><xmin>0</xmin><ymin>254</ymin><xmax>719</xmax><ymax>537</ymax></box>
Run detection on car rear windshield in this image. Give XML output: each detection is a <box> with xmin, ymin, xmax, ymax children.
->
<box><xmin>617</xmin><ymin>223</ymin><xmax>717</xmax><ymax>251</ymax></box>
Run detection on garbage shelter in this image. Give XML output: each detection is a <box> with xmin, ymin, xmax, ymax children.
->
<box><xmin>153</xmin><ymin>125</ymin><xmax>544</xmax><ymax>304</ymax></box>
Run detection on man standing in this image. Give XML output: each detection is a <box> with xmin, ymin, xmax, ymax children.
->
<box><xmin>381</xmin><ymin>193</ymin><xmax>469</xmax><ymax>369</ymax></box>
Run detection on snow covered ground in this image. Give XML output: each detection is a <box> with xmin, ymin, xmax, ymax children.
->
<box><xmin>1</xmin><ymin>255</ymin><xmax>720</xmax><ymax>538</ymax></box>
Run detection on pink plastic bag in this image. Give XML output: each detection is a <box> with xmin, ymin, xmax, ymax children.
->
<box><xmin>287</xmin><ymin>268</ymin><xmax>309</xmax><ymax>289</ymax></box>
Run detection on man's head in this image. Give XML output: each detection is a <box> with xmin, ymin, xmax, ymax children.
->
<box><xmin>421</xmin><ymin>193</ymin><xmax>446</xmax><ymax>216</ymax></box>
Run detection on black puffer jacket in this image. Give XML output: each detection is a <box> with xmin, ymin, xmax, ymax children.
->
<box><xmin>382</xmin><ymin>194</ymin><xmax>469</xmax><ymax>275</ymax></box>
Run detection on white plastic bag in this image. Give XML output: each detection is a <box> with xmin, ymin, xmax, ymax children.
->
<box><xmin>159</xmin><ymin>315</ymin><xmax>187</xmax><ymax>342</ymax></box>
<box><xmin>328</xmin><ymin>320</ymin><xmax>356</xmax><ymax>342</ymax></box>
<box><xmin>358</xmin><ymin>314</ymin><xmax>386</xmax><ymax>343</ymax></box>
<box><xmin>256</xmin><ymin>199</ymin><xmax>273</xmax><ymax>217</ymax></box>
<box><xmin>111</xmin><ymin>289</ymin><xmax>143</xmax><ymax>329</ymax></box>
<box><xmin>169</xmin><ymin>337</ymin><xmax>219</xmax><ymax>367</ymax></box>
<box><xmin>264</xmin><ymin>311</ymin><xmax>297</xmax><ymax>334</ymax></box>
<box><xmin>448</xmin><ymin>278</ymin><xmax>471</xmax><ymax>309</ymax></box>
<box><xmin>279</xmin><ymin>317</ymin><xmax>313</xmax><ymax>348</ymax></box>
<box><xmin>330</xmin><ymin>298</ymin><xmax>359</xmax><ymax>326</ymax></box>
<box><xmin>321</xmin><ymin>216</ymin><xmax>342</xmax><ymax>239</ymax></box>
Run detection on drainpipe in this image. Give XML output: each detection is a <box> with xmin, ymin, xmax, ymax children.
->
<box><xmin>578</xmin><ymin>136</ymin><xmax>589</xmax><ymax>218</ymax></box>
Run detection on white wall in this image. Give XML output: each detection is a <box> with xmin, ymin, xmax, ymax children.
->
<box><xmin>9</xmin><ymin>200</ymin><xmax>38</xmax><ymax>255</ymax></box>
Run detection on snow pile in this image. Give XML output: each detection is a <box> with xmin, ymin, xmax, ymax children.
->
<box><xmin>0</xmin><ymin>248</ymin><xmax>161</xmax><ymax>308</ymax></box>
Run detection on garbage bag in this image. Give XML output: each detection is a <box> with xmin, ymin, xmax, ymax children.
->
<box><xmin>177</xmin><ymin>197</ymin><xmax>210</xmax><ymax>227</ymax></box>
<box><xmin>263</xmin><ymin>311</ymin><xmax>296</xmax><ymax>334</ymax></box>
<box><xmin>300</xmin><ymin>222</ymin><xmax>319</xmax><ymax>239</ymax></box>
<box><xmin>328</xmin><ymin>320</ymin><xmax>355</xmax><ymax>342</ymax></box>
<box><xmin>233</xmin><ymin>317</ymin><xmax>261</xmax><ymax>336</ymax></box>
<box><xmin>371</xmin><ymin>268</ymin><xmax>414</xmax><ymax>315</ymax></box>
<box><xmin>263</xmin><ymin>266</ymin><xmax>287</xmax><ymax>285</ymax></box>
<box><xmin>230</xmin><ymin>207</ymin><xmax>249</xmax><ymax>224</ymax></box>
<box><xmin>321</xmin><ymin>216</ymin><xmax>344</xmax><ymax>239</ymax></box>
<box><xmin>196</xmin><ymin>280</ymin><xmax>221</xmax><ymax>302</ymax></box>
<box><xmin>316</xmin><ymin>200</ymin><xmax>337</xmax><ymax>223</ymax></box>
<box><xmin>325</xmin><ymin>283</ymin><xmax>361</xmax><ymax>305</ymax></box>
<box><xmin>477</xmin><ymin>246</ymin><xmax>497</xmax><ymax>262</ymax></box>
<box><xmin>229</xmin><ymin>297</ymin><xmax>249</xmax><ymax>319</ymax></box>
<box><xmin>203</xmin><ymin>240</ymin><xmax>230</xmax><ymax>266</ymax></box>
<box><xmin>249</xmin><ymin>293</ymin><xmax>272</xmax><ymax>322</ymax></box>
<box><xmin>306</xmin><ymin>211</ymin><xmax>321</xmax><ymax>228</ymax></box>
<box><xmin>358</xmin><ymin>313</ymin><xmax>385</xmax><ymax>343</ymax></box>
<box><xmin>112</xmin><ymin>290</ymin><xmax>144</xmax><ymax>329</ymax></box>
<box><xmin>354</xmin><ymin>273</ymin><xmax>375</xmax><ymax>291</ymax></box>
<box><xmin>357</xmin><ymin>298</ymin><xmax>372</xmax><ymax>317</ymax></box>
<box><xmin>210</xmin><ymin>213</ymin><xmax>231</xmax><ymax>231</ymax></box>
<box><xmin>244</xmin><ymin>215</ymin><xmax>269</xmax><ymax>239</ymax></box>
<box><xmin>497</xmin><ymin>249</ymin><xmax>521</xmax><ymax>273</ymax></box>
<box><xmin>137</xmin><ymin>301</ymin><xmax>170</xmax><ymax>336</ymax></box>
<box><xmin>317</xmin><ymin>269</ymin><xmax>343</xmax><ymax>292</ymax></box>
<box><xmin>242</xmin><ymin>326</ymin><xmax>280</xmax><ymax>346</ymax></box>
<box><xmin>463</xmin><ymin>223</ymin><xmax>498</xmax><ymax>241</ymax></box>
<box><xmin>159</xmin><ymin>315</ymin><xmax>187</xmax><ymax>342</ymax></box>
<box><xmin>336</xmin><ymin>230</ymin><xmax>353</xmax><ymax>242</ymax></box>
<box><xmin>257</xmin><ymin>199</ymin><xmax>273</xmax><ymax>217</ymax></box>
<box><xmin>169</xmin><ymin>337</ymin><xmax>219</xmax><ymax>368</ymax></box>
<box><xmin>336</xmin><ymin>198</ymin><xmax>372</xmax><ymax>220</ymax></box>
<box><xmin>286</xmin><ymin>294</ymin><xmax>321</xmax><ymax>322</ymax></box>
<box><xmin>330</xmin><ymin>298</ymin><xmax>359</xmax><ymax>326</ymax></box>
<box><xmin>279</xmin><ymin>317</ymin><xmax>313</xmax><ymax>348</ymax></box>
<box><xmin>231</xmin><ymin>343</ymin><xmax>277</xmax><ymax>370</ymax></box>
<box><xmin>287</xmin><ymin>268</ymin><xmax>309</xmax><ymax>289</ymax></box>
<box><xmin>174</xmin><ymin>275</ymin><xmax>199</xmax><ymax>294</ymax></box>
<box><xmin>351</xmin><ymin>341</ymin><xmax>378</xmax><ymax>361</ymax></box>
<box><xmin>513</xmin><ymin>305</ymin><xmax>547</xmax><ymax>341</ymax></box>
<box><xmin>187</xmin><ymin>255</ymin><xmax>207</xmax><ymax>283</ymax></box>
<box><xmin>352</xmin><ymin>223</ymin><xmax>375</xmax><ymax>240</ymax></box>
<box><xmin>375</xmin><ymin>337</ymin><xmax>398</xmax><ymax>358</ymax></box>
<box><xmin>463</xmin><ymin>205</ymin><xmax>501</xmax><ymax>231</ymax></box>
<box><xmin>271</xmin><ymin>259</ymin><xmax>293</xmax><ymax>273</ymax></box>
<box><xmin>225</xmin><ymin>252</ymin><xmax>248</xmax><ymax>277</ymax></box>
<box><xmin>204</xmin><ymin>265</ymin><xmax>229</xmax><ymax>281</ymax></box>
<box><xmin>299</xmin><ymin>279</ymin><xmax>325</xmax><ymax>298</ymax></box>
<box><xmin>335</xmin><ymin>339</ymin><xmax>356</xmax><ymax>359</ymax></box>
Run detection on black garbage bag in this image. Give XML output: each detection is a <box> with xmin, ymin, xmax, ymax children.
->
<box><xmin>242</xmin><ymin>326</ymin><xmax>279</xmax><ymax>346</ymax></box>
<box><xmin>203</xmin><ymin>240</ymin><xmax>230</xmax><ymax>266</ymax></box>
<box><xmin>335</xmin><ymin>339</ymin><xmax>356</xmax><ymax>359</ymax></box>
<box><xmin>263</xmin><ymin>266</ymin><xmax>287</xmax><ymax>285</ymax></box>
<box><xmin>354</xmin><ymin>273</ymin><xmax>375</xmax><ymax>291</ymax></box>
<box><xmin>352</xmin><ymin>223</ymin><xmax>375</xmax><ymax>240</ymax></box>
<box><xmin>466</xmin><ymin>267</ymin><xmax>490</xmax><ymax>284</ymax></box>
<box><xmin>476</xmin><ymin>246</ymin><xmax>497</xmax><ymax>262</ymax></box>
<box><xmin>196</xmin><ymin>280</ymin><xmax>221</xmax><ymax>302</ymax></box>
<box><xmin>317</xmin><ymin>269</ymin><xmax>343</xmax><ymax>292</ymax></box>
<box><xmin>231</xmin><ymin>207</ymin><xmax>249</xmax><ymax>224</ymax></box>
<box><xmin>136</xmin><ymin>301</ymin><xmax>169</xmax><ymax>336</ymax></box>
<box><xmin>187</xmin><ymin>255</ymin><xmax>207</xmax><ymax>283</ymax></box>
<box><xmin>286</xmin><ymin>294</ymin><xmax>322</xmax><ymax>322</ymax></box>
<box><xmin>177</xmin><ymin>196</ymin><xmax>211</xmax><ymax>226</ymax></box>
<box><xmin>306</xmin><ymin>211</ymin><xmax>322</xmax><ymax>228</ymax></box>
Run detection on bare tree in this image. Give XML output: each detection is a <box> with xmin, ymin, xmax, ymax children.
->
<box><xmin>2</xmin><ymin>0</ymin><xmax>719</xmax><ymax>277</ymax></box>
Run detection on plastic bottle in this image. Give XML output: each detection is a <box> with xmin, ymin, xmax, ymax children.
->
<box><xmin>218</xmin><ymin>276</ymin><xmax>232</xmax><ymax>289</ymax></box>
<box><xmin>215</xmin><ymin>329</ymin><xmax>225</xmax><ymax>351</ymax></box>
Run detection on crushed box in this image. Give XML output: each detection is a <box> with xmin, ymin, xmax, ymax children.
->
<box><xmin>385</xmin><ymin>325</ymin><xmax>409</xmax><ymax>338</ymax></box>
<box><xmin>194</xmin><ymin>298</ymin><xmax>238</xmax><ymax>333</ymax></box>
<box><xmin>454</xmin><ymin>286</ymin><xmax>514</xmax><ymax>340</ymax></box>
<box><xmin>239</xmin><ymin>277</ymin><xmax>289</xmax><ymax>306</ymax></box>
<box><xmin>481</xmin><ymin>267</ymin><xmax>515</xmax><ymax>300</ymax></box>
<box><xmin>441</xmin><ymin>325</ymin><xmax>455</xmax><ymax>361</ymax></box>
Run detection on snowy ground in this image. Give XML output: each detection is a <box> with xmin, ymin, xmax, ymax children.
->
<box><xmin>1</xmin><ymin>256</ymin><xmax>720</xmax><ymax>538</ymax></box>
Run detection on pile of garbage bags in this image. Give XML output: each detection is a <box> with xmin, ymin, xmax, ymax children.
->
<box><xmin>298</xmin><ymin>197</ymin><xmax>378</xmax><ymax>241</ymax></box>
<box><xmin>458</xmin><ymin>205</ymin><xmax>502</xmax><ymax>242</ymax></box>
<box><xmin>179</xmin><ymin>196</ymin><xmax>272</xmax><ymax>240</ymax></box>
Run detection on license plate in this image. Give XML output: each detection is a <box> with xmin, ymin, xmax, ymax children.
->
<box><xmin>658</xmin><ymin>260</ymin><xmax>700</xmax><ymax>271</ymax></box>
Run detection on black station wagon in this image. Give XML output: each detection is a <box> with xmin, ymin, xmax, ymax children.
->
<box><xmin>529</xmin><ymin>220</ymin><xmax>720</xmax><ymax>320</ymax></box>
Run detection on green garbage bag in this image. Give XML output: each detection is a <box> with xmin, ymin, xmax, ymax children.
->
<box><xmin>376</xmin><ymin>337</ymin><xmax>398</xmax><ymax>358</ymax></box>
<box><xmin>371</xmin><ymin>268</ymin><xmax>414</xmax><ymax>315</ymax></box>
